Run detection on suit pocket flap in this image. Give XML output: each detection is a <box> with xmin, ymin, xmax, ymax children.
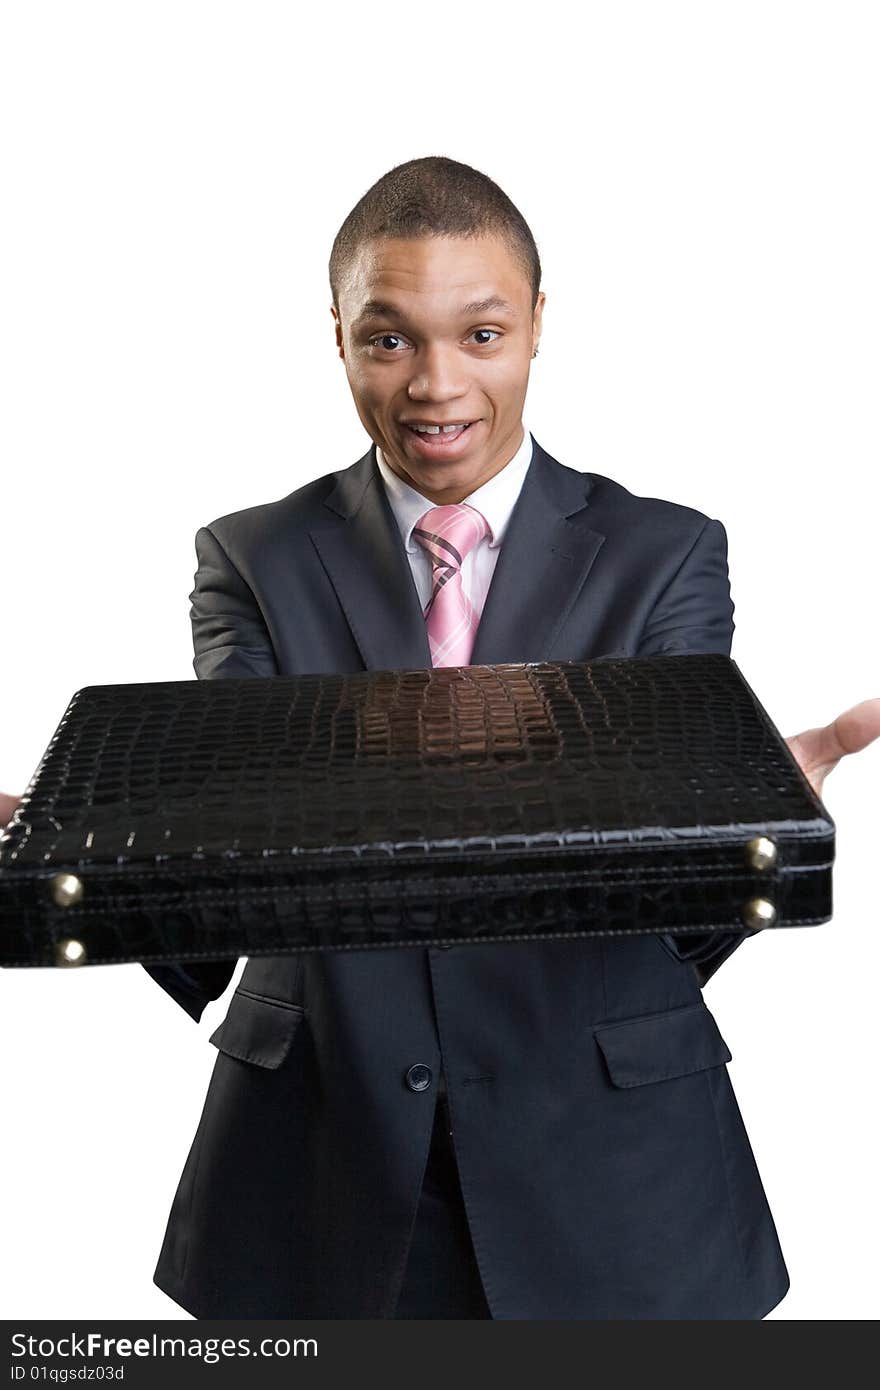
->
<box><xmin>208</xmin><ymin>989</ymin><xmax>305</xmax><ymax>1069</ymax></box>
<box><xmin>594</xmin><ymin>1001</ymin><xmax>732</xmax><ymax>1088</ymax></box>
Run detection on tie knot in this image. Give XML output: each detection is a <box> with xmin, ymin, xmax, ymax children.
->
<box><xmin>412</xmin><ymin>503</ymin><xmax>491</xmax><ymax>572</ymax></box>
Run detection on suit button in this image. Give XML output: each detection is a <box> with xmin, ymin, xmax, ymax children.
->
<box><xmin>405</xmin><ymin>1063</ymin><xmax>433</xmax><ymax>1092</ymax></box>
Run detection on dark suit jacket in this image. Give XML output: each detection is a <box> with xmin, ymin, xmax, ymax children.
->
<box><xmin>146</xmin><ymin>435</ymin><xmax>789</xmax><ymax>1319</ymax></box>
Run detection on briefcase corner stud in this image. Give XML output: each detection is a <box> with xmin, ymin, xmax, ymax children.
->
<box><xmin>744</xmin><ymin>836</ymin><xmax>778</xmax><ymax>871</ymax></box>
<box><xmin>742</xmin><ymin>837</ymin><xmax>779</xmax><ymax>930</ymax></box>
<box><xmin>49</xmin><ymin>873</ymin><xmax>88</xmax><ymax>966</ymax></box>
<box><xmin>742</xmin><ymin>897</ymin><xmax>777</xmax><ymax>931</ymax></box>
<box><xmin>49</xmin><ymin>872</ymin><xmax>85</xmax><ymax>908</ymax></box>
<box><xmin>55</xmin><ymin>937</ymin><xmax>88</xmax><ymax>967</ymax></box>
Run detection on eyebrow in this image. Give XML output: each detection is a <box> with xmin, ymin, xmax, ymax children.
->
<box><xmin>352</xmin><ymin>294</ymin><xmax>517</xmax><ymax>327</ymax></box>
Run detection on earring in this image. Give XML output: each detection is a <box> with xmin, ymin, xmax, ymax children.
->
<box><xmin>532</xmin><ymin>346</ymin><xmax>539</xmax><ymax>358</ymax></box>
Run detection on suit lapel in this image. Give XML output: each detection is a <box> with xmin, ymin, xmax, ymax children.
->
<box><xmin>308</xmin><ymin>446</ymin><xmax>432</xmax><ymax>671</ymax></box>
<box><xmin>307</xmin><ymin>436</ymin><xmax>608</xmax><ymax>671</ymax></box>
<box><xmin>469</xmin><ymin>437</ymin><xmax>607</xmax><ymax>664</ymax></box>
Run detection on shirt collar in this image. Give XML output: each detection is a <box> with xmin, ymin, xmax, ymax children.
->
<box><xmin>375</xmin><ymin>425</ymin><xmax>535</xmax><ymax>554</ymax></box>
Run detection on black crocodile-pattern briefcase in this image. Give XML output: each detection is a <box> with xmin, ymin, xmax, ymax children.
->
<box><xmin>0</xmin><ymin>655</ymin><xmax>835</xmax><ymax>968</ymax></box>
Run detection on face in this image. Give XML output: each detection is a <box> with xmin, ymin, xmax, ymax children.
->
<box><xmin>331</xmin><ymin>234</ymin><xmax>544</xmax><ymax>505</ymax></box>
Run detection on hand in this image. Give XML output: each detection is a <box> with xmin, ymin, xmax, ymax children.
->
<box><xmin>0</xmin><ymin>792</ymin><xmax>20</xmax><ymax>829</ymax></box>
<box><xmin>785</xmin><ymin>698</ymin><xmax>880</xmax><ymax>800</ymax></box>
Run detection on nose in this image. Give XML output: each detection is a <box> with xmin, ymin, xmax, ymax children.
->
<box><xmin>407</xmin><ymin>342</ymin><xmax>469</xmax><ymax>404</ymax></box>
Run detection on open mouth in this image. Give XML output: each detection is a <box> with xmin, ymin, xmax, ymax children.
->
<box><xmin>404</xmin><ymin>421</ymin><xmax>475</xmax><ymax>442</ymax></box>
<box><xmin>400</xmin><ymin>420</ymin><xmax>483</xmax><ymax>457</ymax></box>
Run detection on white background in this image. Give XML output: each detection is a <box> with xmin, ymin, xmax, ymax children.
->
<box><xmin>0</xmin><ymin>0</ymin><xmax>877</xmax><ymax>1321</ymax></box>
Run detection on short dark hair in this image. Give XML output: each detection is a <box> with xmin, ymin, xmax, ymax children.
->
<box><xmin>329</xmin><ymin>155</ymin><xmax>542</xmax><ymax>315</ymax></box>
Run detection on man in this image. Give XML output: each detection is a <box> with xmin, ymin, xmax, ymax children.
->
<box><xmin>3</xmin><ymin>156</ymin><xmax>876</xmax><ymax>1320</ymax></box>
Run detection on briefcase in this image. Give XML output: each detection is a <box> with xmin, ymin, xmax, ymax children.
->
<box><xmin>0</xmin><ymin>655</ymin><xmax>835</xmax><ymax>969</ymax></box>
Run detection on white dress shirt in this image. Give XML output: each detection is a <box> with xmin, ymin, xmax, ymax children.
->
<box><xmin>375</xmin><ymin>424</ymin><xmax>535</xmax><ymax>618</ymax></box>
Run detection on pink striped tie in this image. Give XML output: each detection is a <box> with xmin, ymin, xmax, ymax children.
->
<box><xmin>413</xmin><ymin>503</ymin><xmax>492</xmax><ymax>667</ymax></box>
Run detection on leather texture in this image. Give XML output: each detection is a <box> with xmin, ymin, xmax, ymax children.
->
<box><xmin>0</xmin><ymin>654</ymin><xmax>834</xmax><ymax>967</ymax></box>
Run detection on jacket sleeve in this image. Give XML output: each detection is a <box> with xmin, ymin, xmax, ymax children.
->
<box><xmin>636</xmin><ymin>517</ymin><xmax>759</xmax><ymax>987</ymax></box>
<box><xmin>142</xmin><ymin>525</ymin><xmax>280</xmax><ymax>1020</ymax></box>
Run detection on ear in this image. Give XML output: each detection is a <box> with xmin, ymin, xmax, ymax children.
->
<box><xmin>531</xmin><ymin>291</ymin><xmax>545</xmax><ymax>353</ymax></box>
<box><xmin>330</xmin><ymin>304</ymin><xmax>344</xmax><ymax>360</ymax></box>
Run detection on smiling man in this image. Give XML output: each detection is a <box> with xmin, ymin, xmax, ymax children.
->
<box><xmin>124</xmin><ymin>156</ymin><xmax>876</xmax><ymax>1322</ymax></box>
<box><xmin>333</xmin><ymin>232</ymin><xmax>542</xmax><ymax>506</ymax></box>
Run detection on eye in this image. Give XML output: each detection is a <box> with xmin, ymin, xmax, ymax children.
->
<box><xmin>368</xmin><ymin>329</ymin><xmax>503</xmax><ymax>353</ymax></box>
<box><xmin>370</xmin><ymin>333</ymin><xmax>411</xmax><ymax>352</ymax></box>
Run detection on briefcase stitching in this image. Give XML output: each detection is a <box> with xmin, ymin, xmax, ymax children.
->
<box><xmin>34</xmin><ymin>861</ymin><xmax>831</xmax><ymax>909</ymax></box>
<box><xmin>28</xmin><ymin>917</ymin><xmax>830</xmax><ymax>969</ymax></box>
<box><xmin>1</xmin><ymin>831</ymin><xmax>836</xmax><ymax>873</ymax></box>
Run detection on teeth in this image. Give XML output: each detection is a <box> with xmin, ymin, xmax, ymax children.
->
<box><xmin>411</xmin><ymin>423</ymin><xmax>469</xmax><ymax>434</ymax></box>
